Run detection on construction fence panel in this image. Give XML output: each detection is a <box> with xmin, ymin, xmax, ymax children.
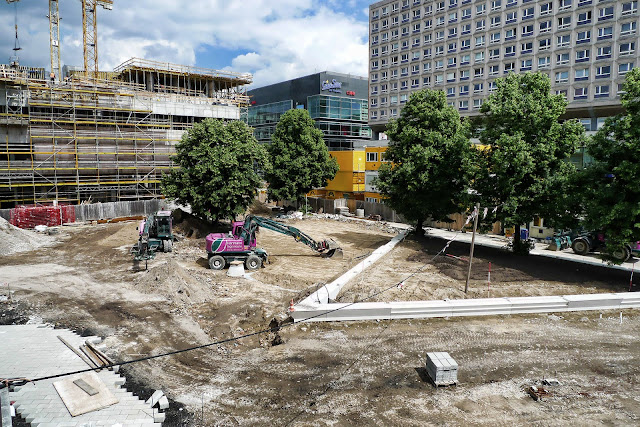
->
<box><xmin>74</xmin><ymin>199</ymin><xmax>164</xmax><ymax>222</ymax></box>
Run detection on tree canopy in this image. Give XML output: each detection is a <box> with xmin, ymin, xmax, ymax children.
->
<box><xmin>161</xmin><ymin>118</ymin><xmax>267</xmax><ymax>222</ymax></box>
<box><xmin>265</xmin><ymin>109</ymin><xmax>339</xmax><ymax>203</ymax></box>
<box><xmin>577</xmin><ymin>68</ymin><xmax>640</xmax><ymax>256</ymax></box>
<box><xmin>376</xmin><ymin>89</ymin><xmax>476</xmax><ymax>233</ymax></box>
<box><xmin>476</xmin><ymin>72</ymin><xmax>584</xmax><ymax>251</ymax></box>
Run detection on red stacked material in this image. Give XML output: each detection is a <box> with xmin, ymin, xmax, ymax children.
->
<box><xmin>9</xmin><ymin>205</ymin><xmax>76</xmax><ymax>229</ymax></box>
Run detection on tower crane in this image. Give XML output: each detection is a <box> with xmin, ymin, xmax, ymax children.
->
<box><xmin>4</xmin><ymin>0</ymin><xmax>113</xmax><ymax>81</ymax></box>
<box><xmin>82</xmin><ymin>0</ymin><xmax>112</xmax><ymax>78</ymax></box>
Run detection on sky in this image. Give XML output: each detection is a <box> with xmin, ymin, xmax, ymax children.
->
<box><xmin>0</xmin><ymin>0</ymin><xmax>372</xmax><ymax>89</ymax></box>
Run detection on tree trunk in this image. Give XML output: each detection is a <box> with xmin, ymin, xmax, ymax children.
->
<box><xmin>514</xmin><ymin>223</ymin><xmax>521</xmax><ymax>249</ymax></box>
<box><xmin>415</xmin><ymin>217</ymin><xmax>424</xmax><ymax>237</ymax></box>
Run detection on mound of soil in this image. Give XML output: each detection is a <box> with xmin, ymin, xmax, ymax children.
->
<box><xmin>133</xmin><ymin>259</ymin><xmax>212</xmax><ymax>307</ymax></box>
<box><xmin>0</xmin><ymin>216</ymin><xmax>54</xmax><ymax>256</ymax></box>
<box><xmin>171</xmin><ymin>209</ymin><xmax>226</xmax><ymax>239</ymax></box>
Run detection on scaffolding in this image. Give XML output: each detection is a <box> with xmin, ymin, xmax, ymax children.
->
<box><xmin>0</xmin><ymin>60</ymin><xmax>252</xmax><ymax>207</ymax></box>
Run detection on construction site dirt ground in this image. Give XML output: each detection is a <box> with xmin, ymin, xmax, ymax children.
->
<box><xmin>1</xmin><ymin>215</ymin><xmax>640</xmax><ymax>426</ymax></box>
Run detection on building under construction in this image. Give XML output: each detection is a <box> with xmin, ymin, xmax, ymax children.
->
<box><xmin>0</xmin><ymin>58</ymin><xmax>252</xmax><ymax>208</ymax></box>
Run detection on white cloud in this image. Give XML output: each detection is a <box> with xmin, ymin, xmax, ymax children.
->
<box><xmin>0</xmin><ymin>0</ymin><xmax>368</xmax><ymax>88</ymax></box>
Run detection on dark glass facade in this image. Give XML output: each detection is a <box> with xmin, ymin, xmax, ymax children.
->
<box><xmin>247</xmin><ymin>72</ymin><xmax>371</xmax><ymax>150</ymax></box>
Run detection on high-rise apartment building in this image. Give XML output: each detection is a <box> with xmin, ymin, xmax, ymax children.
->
<box><xmin>368</xmin><ymin>0</ymin><xmax>638</xmax><ymax>138</ymax></box>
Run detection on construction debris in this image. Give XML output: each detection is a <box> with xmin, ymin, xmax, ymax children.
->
<box><xmin>0</xmin><ymin>216</ymin><xmax>54</xmax><ymax>256</ymax></box>
<box><xmin>526</xmin><ymin>385</ymin><xmax>551</xmax><ymax>401</ymax></box>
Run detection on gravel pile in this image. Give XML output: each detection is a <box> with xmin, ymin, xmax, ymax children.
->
<box><xmin>0</xmin><ymin>216</ymin><xmax>54</xmax><ymax>256</ymax></box>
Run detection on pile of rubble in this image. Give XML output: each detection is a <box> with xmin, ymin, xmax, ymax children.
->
<box><xmin>0</xmin><ymin>216</ymin><xmax>54</xmax><ymax>256</ymax></box>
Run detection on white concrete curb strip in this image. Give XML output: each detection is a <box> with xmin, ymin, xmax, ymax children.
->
<box><xmin>298</xmin><ymin>230</ymin><xmax>410</xmax><ymax>307</ymax></box>
<box><xmin>290</xmin><ymin>293</ymin><xmax>640</xmax><ymax>322</ymax></box>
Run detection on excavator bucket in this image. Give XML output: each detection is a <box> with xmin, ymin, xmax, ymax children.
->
<box><xmin>323</xmin><ymin>239</ymin><xmax>343</xmax><ymax>259</ymax></box>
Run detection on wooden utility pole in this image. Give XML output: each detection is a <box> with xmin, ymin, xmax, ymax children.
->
<box><xmin>465</xmin><ymin>203</ymin><xmax>480</xmax><ymax>294</ymax></box>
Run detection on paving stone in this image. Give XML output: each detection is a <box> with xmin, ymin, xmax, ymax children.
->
<box><xmin>1</xmin><ymin>325</ymin><xmax>157</xmax><ymax>426</ymax></box>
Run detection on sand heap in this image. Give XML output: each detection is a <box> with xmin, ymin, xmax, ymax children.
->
<box><xmin>0</xmin><ymin>216</ymin><xmax>54</xmax><ymax>256</ymax></box>
<box><xmin>134</xmin><ymin>259</ymin><xmax>212</xmax><ymax>306</ymax></box>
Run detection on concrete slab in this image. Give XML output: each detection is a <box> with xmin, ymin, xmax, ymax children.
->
<box><xmin>54</xmin><ymin>372</ymin><xmax>118</xmax><ymax>417</ymax></box>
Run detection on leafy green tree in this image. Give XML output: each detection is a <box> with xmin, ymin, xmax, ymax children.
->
<box><xmin>476</xmin><ymin>72</ymin><xmax>584</xmax><ymax>252</ymax></box>
<box><xmin>578</xmin><ymin>68</ymin><xmax>640</xmax><ymax>257</ymax></box>
<box><xmin>265</xmin><ymin>109</ymin><xmax>339</xmax><ymax>203</ymax></box>
<box><xmin>161</xmin><ymin>118</ymin><xmax>267</xmax><ymax>222</ymax></box>
<box><xmin>376</xmin><ymin>89</ymin><xmax>476</xmax><ymax>234</ymax></box>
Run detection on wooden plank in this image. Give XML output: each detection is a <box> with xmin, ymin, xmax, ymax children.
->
<box><xmin>73</xmin><ymin>379</ymin><xmax>98</xmax><ymax>396</ymax></box>
<box><xmin>57</xmin><ymin>336</ymin><xmax>96</xmax><ymax>369</ymax></box>
<box><xmin>79</xmin><ymin>345</ymin><xmax>103</xmax><ymax>369</ymax></box>
<box><xmin>85</xmin><ymin>342</ymin><xmax>113</xmax><ymax>366</ymax></box>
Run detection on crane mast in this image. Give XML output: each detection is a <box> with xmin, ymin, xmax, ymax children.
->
<box><xmin>49</xmin><ymin>0</ymin><xmax>61</xmax><ymax>82</ymax></box>
<box><xmin>82</xmin><ymin>0</ymin><xmax>112</xmax><ymax>78</ymax></box>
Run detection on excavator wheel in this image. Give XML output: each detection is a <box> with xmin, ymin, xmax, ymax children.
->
<box><xmin>163</xmin><ymin>239</ymin><xmax>173</xmax><ymax>253</ymax></box>
<box><xmin>209</xmin><ymin>255</ymin><xmax>226</xmax><ymax>270</ymax></box>
<box><xmin>245</xmin><ymin>254</ymin><xmax>262</xmax><ymax>270</ymax></box>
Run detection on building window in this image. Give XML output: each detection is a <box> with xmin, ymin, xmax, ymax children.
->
<box><xmin>447</xmin><ymin>71</ymin><xmax>456</xmax><ymax>82</ymax></box>
<box><xmin>489</xmin><ymin>48</ymin><xmax>500</xmax><ymax>59</ymax></box>
<box><xmin>448</xmin><ymin>42</ymin><xmax>457</xmax><ymax>52</ymax></box>
<box><xmin>575</xmin><ymin>68</ymin><xmax>589</xmax><ymax>80</ymax></box>
<box><xmin>462</xmin><ymin>23</ymin><xmax>472</xmax><ymax>34</ymax></box>
<box><xmin>422</xmin><ymin>76</ymin><xmax>431</xmax><ymax>86</ymax></box>
<box><xmin>461</xmin><ymin>54</ymin><xmax>470</xmax><ymax>65</ymax></box>
<box><xmin>505</xmin><ymin>28</ymin><xmax>515</xmax><ymax>40</ymax></box>
<box><xmin>557</xmin><ymin>34</ymin><xmax>570</xmax><ymax>47</ymax></box>
<box><xmin>595</xmin><ymin>85</ymin><xmax>610</xmax><ymax>97</ymax></box>
<box><xmin>556</xmin><ymin>53</ymin><xmax>570</xmax><ymax>64</ymax></box>
<box><xmin>574</xmin><ymin>87</ymin><xmax>588</xmax><ymax>99</ymax></box>
<box><xmin>539</xmin><ymin>38</ymin><xmax>551</xmax><ymax>50</ymax></box>
<box><xmin>598</xmin><ymin>26</ymin><xmax>613</xmax><ymax>39</ymax></box>
<box><xmin>475</xmin><ymin>67</ymin><xmax>484</xmax><ymax>77</ymax></box>
<box><xmin>555</xmin><ymin>71</ymin><xmax>569</xmax><ymax>83</ymax></box>
<box><xmin>475</xmin><ymin>35</ymin><xmax>485</xmax><ymax>46</ymax></box>
<box><xmin>504</xmin><ymin>62</ymin><xmax>515</xmax><ymax>73</ymax></box>
<box><xmin>489</xmin><ymin>64</ymin><xmax>500</xmax><ymax>75</ymax></box>
<box><xmin>459</xmin><ymin>100</ymin><xmax>469</xmax><ymax>110</ymax></box>
<box><xmin>598</xmin><ymin>6</ymin><xmax>614</xmax><ymax>20</ymax></box>
<box><xmin>596</xmin><ymin>65</ymin><xmax>611</xmax><ymax>78</ymax></box>
<box><xmin>475</xmin><ymin>51</ymin><xmax>485</xmax><ymax>62</ymax></box>
<box><xmin>597</xmin><ymin>45</ymin><xmax>611</xmax><ymax>59</ymax></box>
<box><xmin>490</xmin><ymin>16</ymin><xmax>501</xmax><ymax>28</ymax></box>
<box><xmin>555</xmin><ymin>89</ymin><xmax>568</xmax><ymax>98</ymax></box>
<box><xmin>476</xmin><ymin>3</ymin><xmax>486</xmax><ymax>14</ymax></box>
<box><xmin>447</xmin><ymin>87</ymin><xmax>456</xmax><ymax>96</ymax></box>
<box><xmin>619</xmin><ymin>62</ymin><xmax>634</xmax><ymax>74</ymax></box>
<box><xmin>461</xmin><ymin>39</ymin><xmax>471</xmax><ymax>49</ymax></box>
<box><xmin>423</xmin><ymin>62</ymin><xmax>431</xmax><ymax>71</ymax></box>
<box><xmin>576</xmin><ymin>49</ymin><xmax>590</xmax><ymax>62</ymax></box>
<box><xmin>523</xmin><ymin>6</ymin><xmax>534</xmax><ymax>18</ymax></box>
<box><xmin>506</xmin><ymin>11</ymin><xmax>517</xmax><ymax>23</ymax></box>
<box><xmin>521</xmin><ymin>42</ymin><xmax>533</xmax><ymax>53</ymax></box>
<box><xmin>540</xmin><ymin>2</ymin><xmax>552</xmax><ymax>14</ymax></box>
<box><xmin>505</xmin><ymin>45</ymin><xmax>516</xmax><ymax>56</ymax></box>
<box><xmin>621</xmin><ymin>21</ymin><xmax>637</xmax><ymax>35</ymax></box>
<box><xmin>448</xmin><ymin>56</ymin><xmax>457</xmax><ymax>67</ymax></box>
<box><xmin>521</xmin><ymin>59</ymin><xmax>533</xmax><ymax>70</ymax></box>
<box><xmin>460</xmin><ymin>69</ymin><xmax>470</xmax><ymax>79</ymax></box>
<box><xmin>473</xmin><ymin>98</ymin><xmax>483</xmax><ymax>109</ymax></box>
<box><xmin>462</xmin><ymin>7</ymin><xmax>472</xmax><ymax>18</ymax></box>
<box><xmin>490</xmin><ymin>32</ymin><xmax>501</xmax><ymax>43</ymax></box>
<box><xmin>620</xmin><ymin>42</ymin><xmax>636</xmax><ymax>55</ymax></box>
<box><xmin>476</xmin><ymin>19</ymin><xmax>486</xmax><ymax>30</ymax></box>
<box><xmin>558</xmin><ymin>16</ymin><xmax>571</xmax><ymax>29</ymax></box>
<box><xmin>473</xmin><ymin>82</ymin><xmax>484</xmax><ymax>93</ymax></box>
<box><xmin>460</xmin><ymin>85</ymin><xmax>470</xmax><ymax>95</ymax></box>
<box><xmin>436</xmin><ymin>59</ymin><xmax>444</xmax><ymax>69</ymax></box>
<box><xmin>367</xmin><ymin>152</ymin><xmax>379</xmax><ymax>162</ymax></box>
<box><xmin>491</xmin><ymin>0</ymin><xmax>502</xmax><ymax>10</ymax></box>
<box><xmin>449</xmin><ymin>27</ymin><xmax>458</xmax><ymax>38</ymax></box>
<box><xmin>539</xmin><ymin>20</ymin><xmax>552</xmax><ymax>33</ymax></box>
<box><xmin>559</xmin><ymin>0</ymin><xmax>572</xmax><ymax>11</ymax></box>
<box><xmin>576</xmin><ymin>30</ymin><xmax>591</xmax><ymax>43</ymax></box>
<box><xmin>622</xmin><ymin>1</ymin><xmax>638</xmax><ymax>15</ymax></box>
<box><xmin>538</xmin><ymin>56</ymin><xmax>551</xmax><ymax>68</ymax></box>
<box><xmin>577</xmin><ymin>11</ymin><xmax>592</xmax><ymax>25</ymax></box>
<box><xmin>521</xmin><ymin>24</ymin><xmax>533</xmax><ymax>36</ymax></box>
